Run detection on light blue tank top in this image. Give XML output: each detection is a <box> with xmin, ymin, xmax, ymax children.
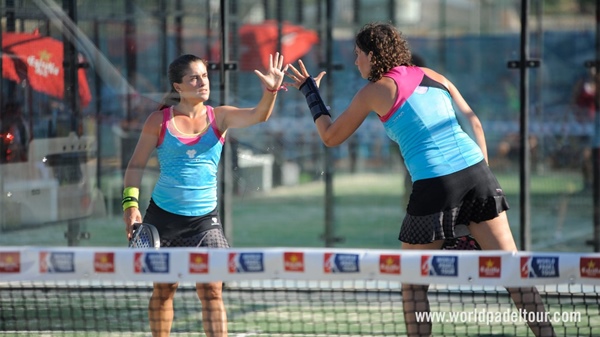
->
<box><xmin>151</xmin><ymin>105</ymin><xmax>224</xmax><ymax>216</ymax></box>
<box><xmin>381</xmin><ymin>66</ymin><xmax>484</xmax><ymax>182</ymax></box>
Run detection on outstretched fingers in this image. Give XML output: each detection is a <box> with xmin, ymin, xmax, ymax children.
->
<box><xmin>285</xmin><ymin>63</ymin><xmax>310</xmax><ymax>89</ymax></box>
<box><xmin>268</xmin><ymin>52</ymin><xmax>284</xmax><ymax>71</ymax></box>
<box><xmin>297</xmin><ymin>59</ymin><xmax>310</xmax><ymax>76</ymax></box>
<box><xmin>253</xmin><ymin>53</ymin><xmax>288</xmax><ymax>90</ymax></box>
<box><xmin>268</xmin><ymin>53</ymin><xmax>276</xmax><ymax>71</ymax></box>
<box><xmin>287</xmin><ymin>64</ymin><xmax>303</xmax><ymax>77</ymax></box>
<box><xmin>284</xmin><ymin>61</ymin><xmax>327</xmax><ymax>89</ymax></box>
<box><xmin>276</xmin><ymin>52</ymin><xmax>284</xmax><ymax>70</ymax></box>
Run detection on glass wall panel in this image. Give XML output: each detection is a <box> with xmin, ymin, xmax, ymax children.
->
<box><xmin>0</xmin><ymin>0</ymin><xmax>596</xmax><ymax>252</ymax></box>
<box><xmin>527</xmin><ymin>0</ymin><xmax>596</xmax><ymax>250</ymax></box>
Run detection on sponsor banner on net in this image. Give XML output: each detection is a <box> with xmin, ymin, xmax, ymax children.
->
<box><xmin>415</xmin><ymin>309</ymin><xmax>582</xmax><ymax>325</ymax></box>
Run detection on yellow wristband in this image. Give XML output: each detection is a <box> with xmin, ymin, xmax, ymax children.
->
<box><xmin>122</xmin><ymin>187</ymin><xmax>140</xmax><ymax>211</ymax></box>
<box><xmin>123</xmin><ymin>186</ymin><xmax>139</xmax><ymax>199</ymax></box>
<box><xmin>122</xmin><ymin>200</ymin><xmax>139</xmax><ymax>211</ymax></box>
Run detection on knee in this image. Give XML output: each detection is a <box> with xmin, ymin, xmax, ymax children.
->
<box><xmin>197</xmin><ymin>282</ymin><xmax>223</xmax><ymax>302</ymax></box>
<box><xmin>402</xmin><ymin>283</ymin><xmax>429</xmax><ymax>291</ymax></box>
<box><xmin>152</xmin><ymin>282</ymin><xmax>179</xmax><ymax>301</ymax></box>
<box><xmin>506</xmin><ymin>286</ymin><xmax>538</xmax><ymax>297</ymax></box>
<box><xmin>402</xmin><ymin>284</ymin><xmax>430</xmax><ymax>300</ymax></box>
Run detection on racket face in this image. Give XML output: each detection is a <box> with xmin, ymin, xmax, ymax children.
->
<box><xmin>129</xmin><ymin>223</ymin><xmax>160</xmax><ymax>248</ymax></box>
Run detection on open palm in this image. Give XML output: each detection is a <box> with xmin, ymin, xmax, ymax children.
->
<box><xmin>284</xmin><ymin>59</ymin><xmax>327</xmax><ymax>89</ymax></box>
<box><xmin>254</xmin><ymin>52</ymin><xmax>287</xmax><ymax>90</ymax></box>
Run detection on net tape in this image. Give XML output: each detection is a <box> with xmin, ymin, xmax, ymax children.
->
<box><xmin>0</xmin><ymin>247</ymin><xmax>599</xmax><ymax>285</ymax></box>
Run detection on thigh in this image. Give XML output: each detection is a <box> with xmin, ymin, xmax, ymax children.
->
<box><xmin>468</xmin><ymin>212</ymin><xmax>518</xmax><ymax>251</ymax></box>
<box><xmin>197</xmin><ymin>228</ymin><xmax>230</xmax><ymax>248</ymax></box>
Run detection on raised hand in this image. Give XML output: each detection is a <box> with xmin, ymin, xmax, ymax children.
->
<box><xmin>285</xmin><ymin>59</ymin><xmax>327</xmax><ymax>89</ymax></box>
<box><xmin>254</xmin><ymin>52</ymin><xmax>287</xmax><ymax>91</ymax></box>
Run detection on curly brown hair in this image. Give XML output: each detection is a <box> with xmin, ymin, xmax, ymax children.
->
<box><xmin>355</xmin><ymin>22</ymin><xmax>413</xmax><ymax>82</ymax></box>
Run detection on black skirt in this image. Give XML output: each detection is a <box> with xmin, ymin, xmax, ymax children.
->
<box><xmin>399</xmin><ymin>160</ymin><xmax>509</xmax><ymax>244</ymax></box>
<box><xmin>143</xmin><ymin>199</ymin><xmax>229</xmax><ymax>248</ymax></box>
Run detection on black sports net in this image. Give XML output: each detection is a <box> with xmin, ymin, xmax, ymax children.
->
<box><xmin>1</xmin><ymin>277</ymin><xmax>599</xmax><ymax>336</ymax></box>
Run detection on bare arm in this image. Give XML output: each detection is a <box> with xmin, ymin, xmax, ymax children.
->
<box><xmin>218</xmin><ymin>53</ymin><xmax>287</xmax><ymax>130</ymax></box>
<box><xmin>447</xmin><ymin>80</ymin><xmax>488</xmax><ymax>162</ymax></box>
<box><xmin>123</xmin><ymin>111</ymin><xmax>161</xmax><ymax>187</ymax></box>
<box><xmin>313</xmin><ymin>84</ymin><xmax>378</xmax><ymax>146</ymax></box>
<box><xmin>122</xmin><ymin>110</ymin><xmax>161</xmax><ymax>238</ymax></box>
<box><xmin>217</xmin><ymin>91</ymin><xmax>278</xmax><ymax>130</ymax></box>
<box><xmin>421</xmin><ymin>67</ymin><xmax>488</xmax><ymax>162</ymax></box>
<box><xmin>285</xmin><ymin>60</ymin><xmax>383</xmax><ymax>147</ymax></box>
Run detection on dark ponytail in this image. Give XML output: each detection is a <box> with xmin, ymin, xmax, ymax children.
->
<box><xmin>157</xmin><ymin>87</ymin><xmax>179</xmax><ymax>111</ymax></box>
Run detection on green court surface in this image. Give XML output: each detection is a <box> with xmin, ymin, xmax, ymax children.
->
<box><xmin>0</xmin><ymin>171</ymin><xmax>592</xmax><ymax>252</ymax></box>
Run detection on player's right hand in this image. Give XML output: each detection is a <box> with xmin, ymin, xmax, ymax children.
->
<box><xmin>123</xmin><ymin>207</ymin><xmax>142</xmax><ymax>240</ymax></box>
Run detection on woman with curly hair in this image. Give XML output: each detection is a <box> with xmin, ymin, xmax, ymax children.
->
<box><xmin>284</xmin><ymin>22</ymin><xmax>555</xmax><ymax>337</ymax></box>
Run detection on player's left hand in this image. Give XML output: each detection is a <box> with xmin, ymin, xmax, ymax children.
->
<box><xmin>254</xmin><ymin>52</ymin><xmax>288</xmax><ymax>91</ymax></box>
<box><xmin>285</xmin><ymin>59</ymin><xmax>327</xmax><ymax>89</ymax></box>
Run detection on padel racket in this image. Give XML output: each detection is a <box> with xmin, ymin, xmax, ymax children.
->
<box><xmin>442</xmin><ymin>235</ymin><xmax>481</xmax><ymax>250</ymax></box>
<box><xmin>129</xmin><ymin>223</ymin><xmax>160</xmax><ymax>248</ymax></box>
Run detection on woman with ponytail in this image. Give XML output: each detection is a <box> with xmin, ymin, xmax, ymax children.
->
<box><xmin>123</xmin><ymin>52</ymin><xmax>287</xmax><ymax>337</ymax></box>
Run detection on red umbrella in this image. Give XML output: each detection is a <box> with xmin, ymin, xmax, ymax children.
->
<box><xmin>2</xmin><ymin>32</ymin><xmax>92</xmax><ymax>107</ymax></box>
<box><xmin>238</xmin><ymin>20</ymin><xmax>319</xmax><ymax>71</ymax></box>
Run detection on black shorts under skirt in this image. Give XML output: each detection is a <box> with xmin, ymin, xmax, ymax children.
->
<box><xmin>399</xmin><ymin>160</ymin><xmax>509</xmax><ymax>245</ymax></box>
<box><xmin>143</xmin><ymin>199</ymin><xmax>230</xmax><ymax>248</ymax></box>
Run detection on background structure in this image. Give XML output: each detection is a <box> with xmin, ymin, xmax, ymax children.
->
<box><xmin>0</xmin><ymin>0</ymin><xmax>597</xmax><ymax>252</ymax></box>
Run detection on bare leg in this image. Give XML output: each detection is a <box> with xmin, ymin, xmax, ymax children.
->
<box><xmin>401</xmin><ymin>240</ymin><xmax>444</xmax><ymax>337</ymax></box>
<box><xmin>401</xmin><ymin>283</ymin><xmax>432</xmax><ymax>337</ymax></box>
<box><xmin>507</xmin><ymin>286</ymin><xmax>556</xmax><ymax>337</ymax></box>
<box><xmin>469</xmin><ymin>212</ymin><xmax>556</xmax><ymax>337</ymax></box>
<box><xmin>196</xmin><ymin>282</ymin><xmax>228</xmax><ymax>337</ymax></box>
<box><xmin>149</xmin><ymin>282</ymin><xmax>178</xmax><ymax>337</ymax></box>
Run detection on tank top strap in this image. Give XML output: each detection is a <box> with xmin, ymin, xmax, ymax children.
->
<box><xmin>157</xmin><ymin>106</ymin><xmax>171</xmax><ymax>147</ymax></box>
<box><xmin>205</xmin><ymin>105</ymin><xmax>225</xmax><ymax>141</ymax></box>
<box><xmin>380</xmin><ymin>66</ymin><xmax>424</xmax><ymax>122</ymax></box>
<box><xmin>206</xmin><ymin>105</ymin><xmax>215</xmax><ymax>124</ymax></box>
